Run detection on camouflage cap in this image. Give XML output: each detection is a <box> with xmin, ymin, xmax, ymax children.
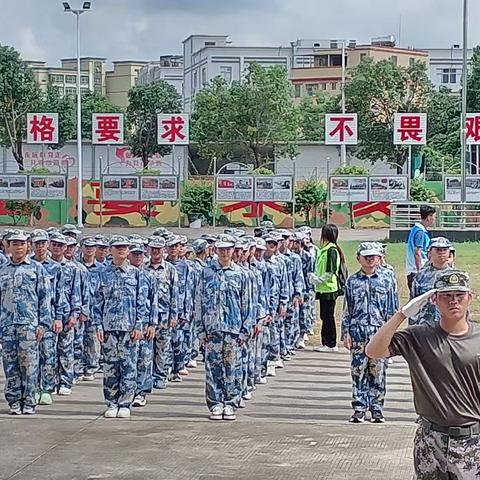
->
<box><xmin>165</xmin><ymin>235</ymin><xmax>181</xmax><ymax>247</ymax></box>
<box><xmin>434</xmin><ymin>270</ymin><xmax>470</xmax><ymax>293</ymax></box>
<box><xmin>152</xmin><ymin>227</ymin><xmax>169</xmax><ymax>237</ymax></box>
<box><xmin>81</xmin><ymin>236</ymin><xmax>97</xmax><ymax>247</ymax></box>
<box><xmin>297</xmin><ymin>226</ymin><xmax>312</xmax><ymax>235</ymax></box>
<box><xmin>255</xmin><ymin>238</ymin><xmax>267</xmax><ymax>250</ymax></box>
<box><xmin>61</xmin><ymin>223</ymin><xmax>81</xmax><ymax>235</ymax></box>
<box><xmin>192</xmin><ymin>238</ymin><xmax>208</xmax><ymax>254</ymax></box>
<box><xmin>215</xmin><ymin>234</ymin><xmax>236</xmax><ymax>248</ymax></box>
<box><xmin>148</xmin><ymin>237</ymin><xmax>166</xmax><ymax>249</ymax></box>
<box><xmin>357</xmin><ymin>242</ymin><xmax>383</xmax><ymax>257</ymax></box>
<box><xmin>260</xmin><ymin>220</ymin><xmax>274</xmax><ymax>229</ymax></box>
<box><xmin>7</xmin><ymin>229</ymin><xmax>29</xmax><ymax>242</ymax></box>
<box><xmin>200</xmin><ymin>233</ymin><xmax>217</xmax><ymax>243</ymax></box>
<box><xmin>429</xmin><ymin>237</ymin><xmax>452</xmax><ymax>250</ymax></box>
<box><xmin>49</xmin><ymin>232</ymin><xmax>68</xmax><ymax>244</ymax></box>
<box><xmin>129</xmin><ymin>243</ymin><xmax>145</xmax><ymax>253</ymax></box>
<box><xmin>109</xmin><ymin>235</ymin><xmax>130</xmax><ymax>247</ymax></box>
<box><xmin>94</xmin><ymin>235</ymin><xmax>110</xmax><ymax>247</ymax></box>
<box><xmin>30</xmin><ymin>229</ymin><xmax>49</xmax><ymax>243</ymax></box>
<box><xmin>65</xmin><ymin>236</ymin><xmax>77</xmax><ymax>246</ymax></box>
<box><xmin>179</xmin><ymin>235</ymin><xmax>188</xmax><ymax>245</ymax></box>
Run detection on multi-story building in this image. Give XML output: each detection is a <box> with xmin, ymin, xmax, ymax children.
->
<box><xmin>27</xmin><ymin>56</ymin><xmax>107</xmax><ymax>97</ymax></box>
<box><xmin>183</xmin><ymin>35</ymin><xmax>292</xmax><ymax>112</ymax></box>
<box><xmin>291</xmin><ymin>37</ymin><xmax>428</xmax><ymax>101</ymax></box>
<box><xmin>105</xmin><ymin>60</ymin><xmax>148</xmax><ymax>107</ymax></box>
<box><xmin>423</xmin><ymin>46</ymin><xmax>473</xmax><ymax>92</ymax></box>
<box><xmin>136</xmin><ymin>55</ymin><xmax>184</xmax><ymax>96</ymax></box>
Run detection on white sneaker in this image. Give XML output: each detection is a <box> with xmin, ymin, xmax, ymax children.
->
<box><xmin>104</xmin><ymin>407</ymin><xmax>117</xmax><ymax>418</ymax></box>
<box><xmin>238</xmin><ymin>398</ymin><xmax>246</xmax><ymax>409</ymax></box>
<box><xmin>132</xmin><ymin>395</ymin><xmax>147</xmax><ymax>407</ymax></box>
<box><xmin>275</xmin><ymin>359</ymin><xmax>284</xmax><ymax>369</ymax></box>
<box><xmin>23</xmin><ymin>406</ymin><xmax>36</xmax><ymax>415</ymax></box>
<box><xmin>9</xmin><ymin>404</ymin><xmax>22</xmax><ymax>415</ymax></box>
<box><xmin>83</xmin><ymin>373</ymin><xmax>95</xmax><ymax>381</ymax></box>
<box><xmin>387</xmin><ymin>358</ymin><xmax>394</xmax><ymax>365</ymax></box>
<box><xmin>314</xmin><ymin>345</ymin><xmax>336</xmax><ymax>352</ymax></box>
<box><xmin>58</xmin><ymin>386</ymin><xmax>72</xmax><ymax>396</ymax></box>
<box><xmin>258</xmin><ymin>377</ymin><xmax>268</xmax><ymax>384</ymax></box>
<box><xmin>243</xmin><ymin>391</ymin><xmax>253</xmax><ymax>401</ymax></box>
<box><xmin>117</xmin><ymin>407</ymin><xmax>131</xmax><ymax>419</ymax></box>
<box><xmin>209</xmin><ymin>405</ymin><xmax>223</xmax><ymax>421</ymax></box>
<box><xmin>186</xmin><ymin>360</ymin><xmax>197</xmax><ymax>369</ymax></box>
<box><xmin>178</xmin><ymin>368</ymin><xmax>189</xmax><ymax>376</ymax></box>
<box><xmin>304</xmin><ymin>333</ymin><xmax>310</xmax><ymax>341</ymax></box>
<box><xmin>266</xmin><ymin>363</ymin><xmax>276</xmax><ymax>377</ymax></box>
<box><xmin>330</xmin><ymin>346</ymin><xmax>339</xmax><ymax>352</ymax></box>
<box><xmin>223</xmin><ymin>405</ymin><xmax>236</xmax><ymax>421</ymax></box>
<box><xmin>296</xmin><ymin>340</ymin><xmax>306</xmax><ymax>349</ymax></box>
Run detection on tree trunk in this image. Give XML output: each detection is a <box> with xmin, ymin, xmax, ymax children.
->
<box><xmin>142</xmin><ymin>151</ymin><xmax>149</xmax><ymax>170</ymax></box>
<box><xmin>12</xmin><ymin>139</ymin><xmax>24</xmax><ymax>171</ymax></box>
<box><xmin>251</xmin><ymin>144</ymin><xmax>261</xmax><ymax>168</ymax></box>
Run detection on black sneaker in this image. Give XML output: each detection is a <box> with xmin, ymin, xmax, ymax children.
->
<box><xmin>349</xmin><ymin>411</ymin><xmax>365</xmax><ymax>423</ymax></box>
<box><xmin>371</xmin><ymin>411</ymin><xmax>385</xmax><ymax>423</ymax></box>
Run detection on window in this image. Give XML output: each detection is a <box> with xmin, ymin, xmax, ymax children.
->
<box><xmin>442</xmin><ymin>68</ymin><xmax>457</xmax><ymax>84</ymax></box>
<box><xmin>330</xmin><ymin>54</ymin><xmax>342</xmax><ymax>67</ymax></box>
<box><xmin>409</xmin><ymin>58</ymin><xmax>416</xmax><ymax>66</ymax></box>
<box><xmin>360</xmin><ymin>53</ymin><xmax>367</xmax><ymax>62</ymax></box>
<box><xmin>205</xmin><ymin>41</ymin><xmax>216</xmax><ymax>46</ymax></box>
<box><xmin>330</xmin><ymin>40</ymin><xmax>338</xmax><ymax>49</ymax></box>
<box><xmin>391</xmin><ymin>55</ymin><xmax>398</xmax><ymax>66</ymax></box>
<box><xmin>220</xmin><ymin>66</ymin><xmax>232</xmax><ymax>83</ymax></box>
<box><xmin>65</xmin><ymin>87</ymin><xmax>77</xmax><ymax>97</ymax></box>
<box><xmin>81</xmin><ymin>76</ymin><xmax>89</xmax><ymax>85</ymax></box>
<box><xmin>305</xmin><ymin>84</ymin><xmax>318</xmax><ymax>96</ymax></box>
<box><xmin>193</xmin><ymin>71</ymin><xmax>198</xmax><ymax>90</ymax></box>
<box><xmin>321</xmin><ymin>83</ymin><xmax>327</xmax><ymax>90</ymax></box>
<box><xmin>201</xmin><ymin>67</ymin><xmax>207</xmax><ymax>86</ymax></box>
<box><xmin>65</xmin><ymin>75</ymin><xmax>76</xmax><ymax>84</ymax></box>
<box><xmin>49</xmin><ymin>74</ymin><xmax>64</xmax><ymax>83</ymax></box>
<box><xmin>315</xmin><ymin>55</ymin><xmax>329</xmax><ymax>67</ymax></box>
<box><xmin>294</xmin><ymin>84</ymin><xmax>301</xmax><ymax>98</ymax></box>
<box><xmin>331</xmin><ymin>82</ymin><xmax>337</xmax><ymax>90</ymax></box>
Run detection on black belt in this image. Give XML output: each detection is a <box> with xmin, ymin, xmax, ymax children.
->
<box><xmin>420</xmin><ymin>417</ymin><xmax>480</xmax><ymax>439</ymax></box>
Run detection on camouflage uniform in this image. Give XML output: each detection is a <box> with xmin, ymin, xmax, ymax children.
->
<box><xmin>145</xmin><ymin>251</ymin><xmax>179</xmax><ymax>389</ymax></box>
<box><xmin>298</xmin><ymin>243</ymin><xmax>316</xmax><ymax>337</ymax></box>
<box><xmin>342</xmin><ymin>266</ymin><xmax>398</xmax><ymax>414</ymax></box>
<box><xmin>196</xmin><ymin>259</ymin><xmax>253</xmax><ymax>412</ymax></box>
<box><xmin>0</xmin><ymin>252</ymin><xmax>51</xmax><ymax>410</ymax></box>
<box><xmin>93</xmin><ymin>248</ymin><xmax>147</xmax><ymax>409</ymax></box>
<box><xmin>410</xmin><ymin>262</ymin><xmax>452</xmax><ymax>327</ymax></box>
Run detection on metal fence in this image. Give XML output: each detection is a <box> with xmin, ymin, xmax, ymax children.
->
<box><xmin>391</xmin><ymin>202</ymin><xmax>480</xmax><ymax>230</ymax></box>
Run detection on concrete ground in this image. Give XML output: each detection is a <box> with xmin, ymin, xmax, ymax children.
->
<box><xmin>0</xmin><ymin>348</ymin><xmax>416</xmax><ymax>480</ymax></box>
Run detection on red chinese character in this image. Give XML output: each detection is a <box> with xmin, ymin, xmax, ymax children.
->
<box><xmin>95</xmin><ymin>116</ymin><xmax>121</xmax><ymax>142</ymax></box>
<box><xmin>398</xmin><ymin>115</ymin><xmax>423</xmax><ymax>142</ymax></box>
<box><xmin>29</xmin><ymin>115</ymin><xmax>56</xmax><ymax>142</ymax></box>
<box><xmin>329</xmin><ymin>116</ymin><xmax>355</xmax><ymax>142</ymax></box>
<box><xmin>160</xmin><ymin>116</ymin><xmax>186</xmax><ymax>143</ymax></box>
<box><xmin>466</xmin><ymin>116</ymin><xmax>480</xmax><ymax>143</ymax></box>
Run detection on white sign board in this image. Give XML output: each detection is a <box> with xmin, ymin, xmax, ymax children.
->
<box><xmin>102</xmin><ymin>176</ymin><xmax>139</xmax><ymax>201</ymax></box>
<box><xmin>216</xmin><ymin>176</ymin><xmax>254</xmax><ymax>201</ymax></box>
<box><xmin>140</xmin><ymin>176</ymin><xmax>178</xmax><ymax>201</ymax></box>
<box><xmin>369</xmin><ymin>176</ymin><xmax>408</xmax><ymax>201</ymax></box>
<box><xmin>325</xmin><ymin>114</ymin><xmax>358</xmax><ymax>145</ymax></box>
<box><xmin>27</xmin><ymin>113</ymin><xmax>59</xmax><ymax>144</ymax></box>
<box><xmin>393</xmin><ymin>113</ymin><xmax>427</xmax><ymax>145</ymax></box>
<box><xmin>444</xmin><ymin>176</ymin><xmax>462</xmax><ymax>202</ymax></box>
<box><xmin>329</xmin><ymin>176</ymin><xmax>368</xmax><ymax>202</ymax></box>
<box><xmin>29</xmin><ymin>175</ymin><xmax>66</xmax><ymax>199</ymax></box>
<box><xmin>0</xmin><ymin>175</ymin><xmax>28</xmax><ymax>200</ymax></box>
<box><xmin>157</xmin><ymin>114</ymin><xmax>190</xmax><ymax>145</ymax></box>
<box><xmin>255</xmin><ymin>176</ymin><xmax>293</xmax><ymax>202</ymax></box>
<box><xmin>92</xmin><ymin>113</ymin><xmax>124</xmax><ymax>144</ymax></box>
<box><xmin>465</xmin><ymin>114</ymin><xmax>480</xmax><ymax>145</ymax></box>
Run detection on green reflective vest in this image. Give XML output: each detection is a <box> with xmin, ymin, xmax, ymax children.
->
<box><xmin>315</xmin><ymin>242</ymin><xmax>340</xmax><ymax>294</ymax></box>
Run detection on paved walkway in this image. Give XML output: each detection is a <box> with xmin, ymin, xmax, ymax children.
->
<box><xmin>0</xmin><ymin>348</ymin><xmax>416</xmax><ymax>480</ymax></box>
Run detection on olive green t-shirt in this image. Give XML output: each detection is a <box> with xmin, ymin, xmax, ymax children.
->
<box><xmin>389</xmin><ymin>321</ymin><xmax>480</xmax><ymax>427</ymax></box>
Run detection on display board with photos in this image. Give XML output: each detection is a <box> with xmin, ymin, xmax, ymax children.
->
<box><xmin>254</xmin><ymin>176</ymin><xmax>293</xmax><ymax>202</ymax></box>
<box><xmin>102</xmin><ymin>175</ymin><xmax>179</xmax><ymax>201</ymax></box>
<box><xmin>444</xmin><ymin>175</ymin><xmax>480</xmax><ymax>203</ymax></box>
<box><xmin>0</xmin><ymin>174</ymin><xmax>67</xmax><ymax>200</ymax></box>
<box><xmin>0</xmin><ymin>175</ymin><xmax>28</xmax><ymax>199</ymax></box>
<box><xmin>329</xmin><ymin>175</ymin><xmax>409</xmax><ymax>202</ymax></box>
<box><xmin>216</xmin><ymin>176</ymin><xmax>255</xmax><ymax>201</ymax></box>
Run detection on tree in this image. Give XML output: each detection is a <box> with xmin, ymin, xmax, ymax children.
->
<box><xmin>80</xmin><ymin>93</ymin><xmax>120</xmax><ymax>140</ymax></box>
<box><xmin>467</xmin><ymin>46</ymin><xmax>480</xmax><ymax>112</ymax></box>
<box><xmin>295</xmin><ymin>180</ymin><xmax>327</xmax><ymax>226</ymax></box>
<box><xmin>0</xmin><ymin>45</ymin><xmax>40</xmax><ymax>170</ymax></box>
<box><xmin>126</xmin><ymin>82</ymin><xmax>182</xmax><ymax>169</ymax></box>
<box><xmin>191</xmin><ymin>63</ymin><xmax>300</xmax><ymax>168</ymax></box>
<box><xmin>344</xmin><ymin>58</ymin><xmax>431</xmax><ymax>172</ymax></box>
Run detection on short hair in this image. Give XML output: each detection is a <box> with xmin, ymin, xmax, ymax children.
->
<box><xmin>420</xmin><ymin>205</ymin><xmax>436</xmax><ymax>220</ymax></box>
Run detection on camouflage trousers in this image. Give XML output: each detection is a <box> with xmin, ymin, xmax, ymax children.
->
<box><xmin>136</xmin><ymin>336</ymin><xmax>153</xmax><ymax>396</ymax></box>
<box><xmin>1</xmin><ymin>324</ymin><xmax>38</xmax><ymax>408</ymax></box>
<box><xmin>57</xmin><ymin>327</ymin><xmax>75</xmax><ymax>389</ymax></box>
<box><xmin>73</xmin><ymin>321</ymin><xmax>84</xmax><ymax>378</ymax></box>
<box><xmin>38</xmin><ymin>330</ymin><xmax>57</xmax><ymax>393</ymax></box>
<box><xmin>152</xmin><ymin>326</ymin><xmax>172</xmax><ymax>385</ymax></box>
<box><xmin>300</xmin><ymin>290</ymin><xmax>316</xmax><ymax>335</ymax></box>
<box><xmin>266</xmin><ymin>315</ymin><xmax>281</xmax><ymax>362</ymax></box>
<box><xmin>237</xmin><ymin>341</ymin><xmax>249</xmax><ymax>398</ymax></box>
<box><xmin>172</xmin><ymin>324</ymin><xmax>188</xmax><ymax>374</ymax></box>
<box><xmin>102</xmin><ymin>331</ymin><xmax>138</xmax><ymax>408</ymax></box>
<box><xmin>284</xmin><ymin>304</ymin><xmax>300</xmax><ymax>353</ymax></box>
<box><xmin>350</xmin><ymin>338</ymin><xmax>386</xmax><ymax>412</ymax></box>
<box><xmin>205</xmin><ymin>332</ymin><xmax>241</xmax><ymax>411</ymax></box>
<box><xmin>414</xmin><ymin>421</ymin><xmax>480</xmax><ymax>479</ymax></box>
<box><xmin>257</xmin><ymin>321</ymin><xmax>270</xmax><ymax>380</ymax></box>
<box><xmin>82</xmin><ymin>322</ymin><xmax>100</xmax><ymax>374</ymax></box>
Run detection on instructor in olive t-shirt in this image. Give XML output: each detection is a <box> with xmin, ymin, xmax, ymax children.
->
<box><xmin>366</xmin><ymin>270</ymin><xmax>480</xmax><ymax>480</ymax></box>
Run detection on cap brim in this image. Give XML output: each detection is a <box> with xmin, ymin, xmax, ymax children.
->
<box><xmin>437</xmin><ymin>286</ymin><xmax>470</xmax><ymax>293</ymax></box>
<box><xmin>215</xmin><ymin>242</ymin><xmax>235</xmax><ymax>248</ymax></box>
<box><xmin>358</xmin><ymin>249</ymin><xmax>382</xmax><ymax>257</ymax></box>
<box><xmin>9</xmin><ymin>236</ymin><xmax>29</xmax><ymax>241</ymax></box>
<box><xmin>111</xmin><ymin>243</ymin><xmax>130</xmax><ymax>247</ymax></box>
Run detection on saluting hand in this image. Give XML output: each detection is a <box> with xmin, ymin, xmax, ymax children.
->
<box><xmin>401</xmin><ymin>289</ymin><xmax>437</xmax><ymax>318</ymax></box>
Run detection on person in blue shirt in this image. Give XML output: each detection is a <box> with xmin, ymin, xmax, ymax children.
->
<box><xmin>406</xmin><ymin>205</ymin><xmax>436</xmax><ymax>295</ymax></box>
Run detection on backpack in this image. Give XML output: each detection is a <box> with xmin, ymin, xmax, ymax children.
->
<box><xmin>336</xmin><ymin>259</ymin><xmax>348</xmax><ymax>296</ymax></box>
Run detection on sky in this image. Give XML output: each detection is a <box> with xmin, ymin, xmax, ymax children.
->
<box><xmin>1</xmin><ymin>0</ymin><xmax>479</xmax><ymax>66</ymax></box>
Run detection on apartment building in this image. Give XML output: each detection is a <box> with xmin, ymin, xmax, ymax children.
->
<box><xmin>136</xmin><ymin>55</ymin><xmax>184</xmax><ymax>96</ymax></box>
<box><xmin>105</xmin><ymin>60</ymin><xmax>148</xmax><ymax>107</ymax></box>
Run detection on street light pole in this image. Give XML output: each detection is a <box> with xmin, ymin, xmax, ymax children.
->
<box><xmin>340</xmin><ymin>40</ymin><xmax>347</xmax><ymax>166</ymax></box>
<box><xmin>461</xmin><ymin>0</ymin><xmax>469</xmax><ymax>203</ymax></box>
<box><xmin>64</xmin><ymin>2</ymin><xmax>91</xmax><ymax>228</ymax></box>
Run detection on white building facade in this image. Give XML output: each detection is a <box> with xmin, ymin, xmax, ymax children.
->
<box><xmin>136</xmin><ymin>55</ymin><xmax>184</xmax><ymax>96</ymax></box>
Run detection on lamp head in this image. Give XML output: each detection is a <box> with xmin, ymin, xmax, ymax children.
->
<box><xmin>63</xmin><ymin>2</ymin><xmax>71</xmax><ymax>11</ymax></box>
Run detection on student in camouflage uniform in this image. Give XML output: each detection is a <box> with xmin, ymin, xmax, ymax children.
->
<box><xmin>195</xmin><ymin>235</ymin><xmax>253</xmax><ymax>421</ymax></box>
<box><xmin>409</xmin><ymin>237</ymin><xmax>453</xmax><ymax>327</ymax></box>
<box><xmin>342</xmin><ymin>242</ymin><xmax>398</xmax><ymax>424</ymax></box>
<box><xmin>367</xmin><ymin>270</ymin><xmax>480</xmax><ymax>480</ymax></box>
<box><xmin>0</xmin><ymin>230</ymin><xmax>51</xmax><ymax>415</ymax></box>
<box><xmin>93</xmin><ymin>236</ymin><xmax>146</xmax><ymax>419</ymax></box>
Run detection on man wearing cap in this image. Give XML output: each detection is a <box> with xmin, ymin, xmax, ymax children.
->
<box><xmin>78</xmin><ymin>237</ymin><xmax>105</xmax><ymax>381</ymax></box>
<box><xmin>196</xmin><ymin>234</ymin><xmax>253</xmax><ymax>421</ymax></box>
<box><xmin>128</xmin><ymin>243</ymin><xmax>158</xmax><ymax>408</ymax></box>
<box><xmin>61</xmin><ymin>224</ymin><xmax>82</xmax><ymax>240</ymax></box>
<box><xmin>49</xmin><ymin>232</ymin><xmax>82</xmax><ymax>396</ymax></box>
<box><xmin>0</xmin><ymin>229</ymin><xmax>51</xmax><ymax>414</ymax></box>
<box><xmin>200</xmin><ymin>234</ymin><xmax>217</xmax><ymax>266</ymax></box>
<box><xmin>166</xmin><ymin>235</ymin><xmax>193</xmax><ymax>381</ymax></box>
<box><xmin>94</xmin><ymin>235</ymin><xmax>110</xmax><ymax>264</ymax></box>
<box><xmin>410</xmin><ymin>237</ymin><xmax>453</xmax><ymax>327</ymax></box>
<box><xmin>341</xmin><ymin>242</ymin><xmax>398</xmax><ymax>424</ymax></box>
<box><xmin>145</xmin><ymin>236</ymin><xmax>179</xmax><ymax>390</ymax></box>
<box><xmin>93</xmin><ymin>236</ymin><xmax>146</xmax><ymax>419</ymax></box>
<box><xmin>367</xmin><ymin>271</ymin><xmax>480</xmax><ymax>479</ymax></box>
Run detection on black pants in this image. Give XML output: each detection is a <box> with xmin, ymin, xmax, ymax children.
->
<box><xmin>319</xmin><ymin>298</ymin><xmax>338</xmax><ymax>348</ymax></box>
<box><xmin>407</xmin><ymin>273</ymin><xmax>416</xmax><ymax>297</ymax></box>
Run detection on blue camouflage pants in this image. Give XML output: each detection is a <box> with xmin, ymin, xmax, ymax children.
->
<box><xmin>82</xmin><ymin>322</ymin><xmax>100</xmax><ymax>374</ymax></box>
<box><xmin>73</xmin><ymin>321</ymin><xmax>84</xmax><ymax>378</ymax></box>
<box><xmin>103</xmin><ymin>331</ymin><xmax>138</xmax><ymax>408</ymax></box>
<box><xmin>256</xmin><ymin>321</ymin><xmax>268</xmax><ymax>380</ymax></box>
<box><xmin>153</xmin><ymin>326</ymin><xmax>172</xmax><ymax>385</ymax></box>
<box><xmin>57</xmin><ymin>328</ymin><xmax>75</xmax><ymax>389</ymax></box>
<box><xmin>136</xmin><ymin>335</ymin><xmax>153</xmax><ymax>396</ymax></box>
<box><xmin>172</xmin><ymin>325</ymin><xmax>188</xmax><ymax>374</ymax></box>
<box><xmin>285</xmin><ymin>304</ymin><xmax>300</xmax><ymax>352</ymax></box>
<box><xmin>237</xmin><ymin>341</ymin><xmax>249</xmax><ymax>398</ymax></box>
<box><xmin>205</xmin><ymin>332</ymin><xmax>241</xmax><ymax>411</ymax></box>
<box><xmin>1</xmin><ymin>324</ymin><xmax>38</xmax><ymax>408</ymax></box>
<box><xmin>267</xmin><ymin>315</ymin><xmax>281</xmax><ymax>362</ymax></box>
<box><xmin>349</xmin><ymin>327</ymin><xmax>386</xmax><ymax>412</ymax></box>
<box><xmin>38</xmin><ymin>330</ymin><xmax>57</xmax><ymax>393</ymax></box>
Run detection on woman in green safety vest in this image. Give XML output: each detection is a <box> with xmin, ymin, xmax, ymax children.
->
<box><xmin>309</xmin><ymin>224</ymin><xmax>344</xmax><ymax>353</ymax></box>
